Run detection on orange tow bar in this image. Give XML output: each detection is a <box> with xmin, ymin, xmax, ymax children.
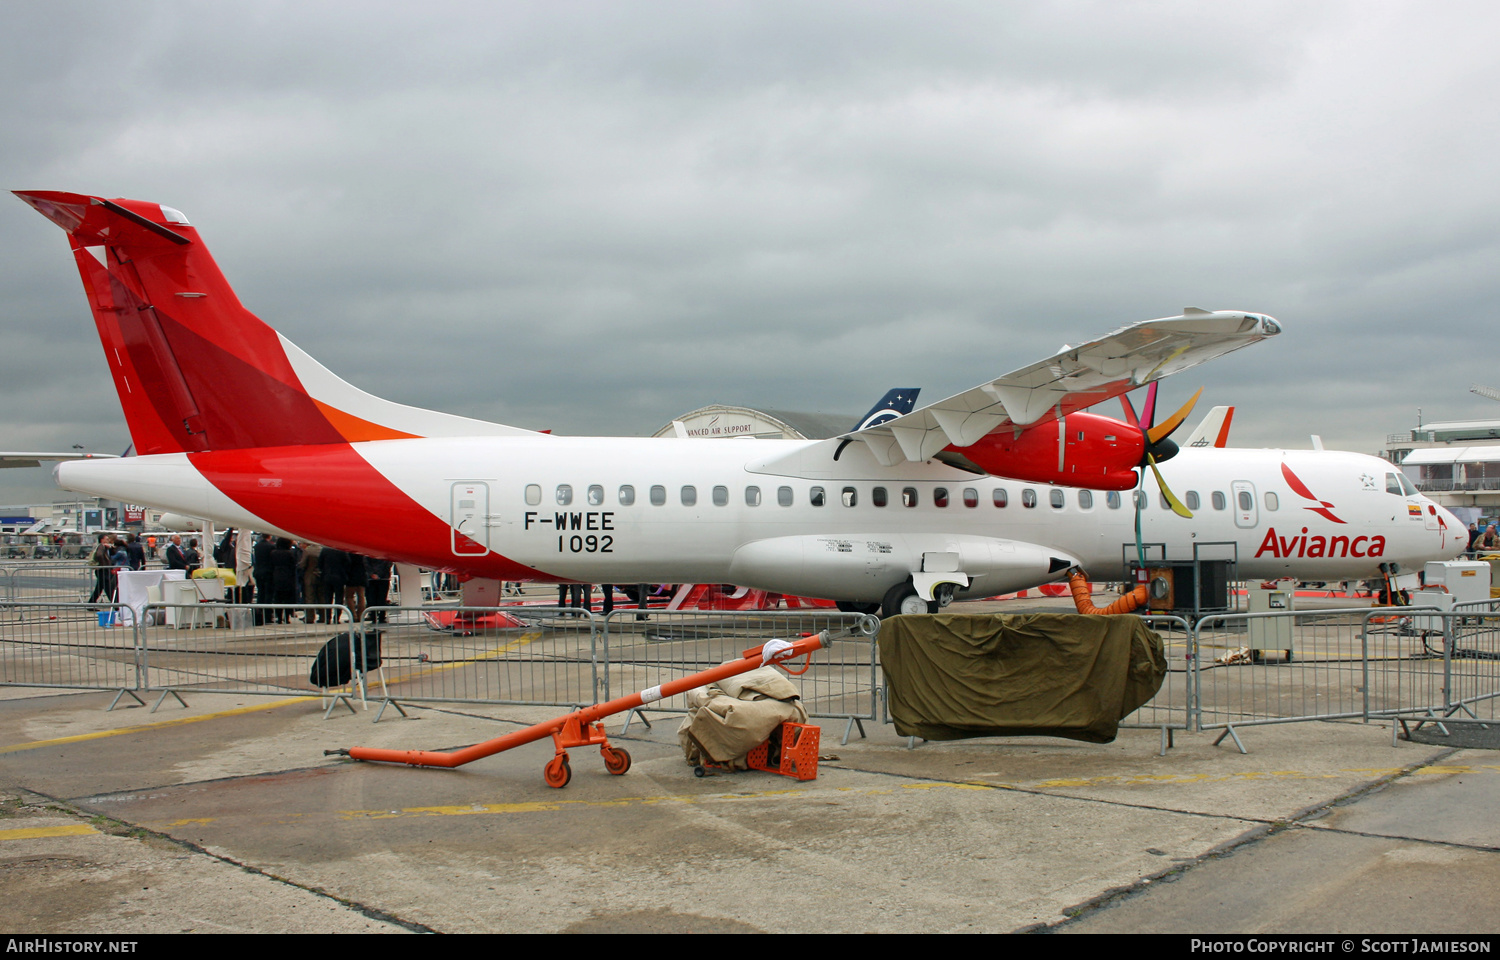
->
<box><xmin>332</xmin><ymin>631</ymin><xmax>830</xmax><ymax>788</ymax></box>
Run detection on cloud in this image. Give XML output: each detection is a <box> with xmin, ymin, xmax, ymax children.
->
<box><xmin>3</xmin><ymin>1</ymin><xmax>1499</xmax><ymax>508</ymax></box>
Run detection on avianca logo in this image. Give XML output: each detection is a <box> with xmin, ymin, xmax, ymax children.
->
<box><xmin>1255</xmin><ymin>527</ymin><xmax>1386</xmax><ymax>559</ymax></box>
<box><xmin>1280</xmin><ymin>463</ymin><xmax>1345</xmax><ymax>523</ymax></box>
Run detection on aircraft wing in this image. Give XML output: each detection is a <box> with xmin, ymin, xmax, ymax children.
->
<box><xmin>841</xmin><ymin>309</ymin><xmax>1280</xmax><ymax>466</ymax></box>
<box><xmin>0</xmin><ymin>452</ymin><xmax>120</xmax><ymax>469</ymax></box>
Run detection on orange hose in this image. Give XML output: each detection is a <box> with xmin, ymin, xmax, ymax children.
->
<box><xmin>1068</xmin><ymin>571</ymin><xmax>1147</xmax><ymax>615</ymax></box>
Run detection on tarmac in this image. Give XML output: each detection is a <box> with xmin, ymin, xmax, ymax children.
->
<box><xmin>0</xmin><ymin>594</ymin><xmax>1497</xmax><ymax>935</ymax></box>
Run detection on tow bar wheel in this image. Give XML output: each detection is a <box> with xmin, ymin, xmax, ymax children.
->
<box><xmin>601</xmin><ymin>745</ymin><xmax>632</xmax><ymax>775</ymax></box>
<box><xmin>543</xmin><ymin>754</ymin><xmax>572</xmax><ymax>788</ymax></box>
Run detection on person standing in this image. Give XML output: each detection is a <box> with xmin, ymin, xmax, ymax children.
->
<box><xmin>299</xmin><ymin>541</ymin><xmax>325</xmax><ymax>622</ymax></box>
<box><xmin>125</xmin><ymin>534</ymin><xmax>145</xmax><ymax>571</ymax></box>
<box><xmin>365</xmin><ymin>557</ymin><xmax>392</xmax><ymax>622</ymax></box>
<box><xmin>87</xmin><ymin>534</ymin><xmax>112</xmax><ymax>605</ymax></box>
<box><xmin>269</xmin><ymin>538</ymin><xmax>298</xmax><ymax>623</ymax></box>
<box><xmin>344</xmin><ymin>551</ymin><xmax>368</xmax><ymax>623</ymax></box>
<box><xmin>165</xmin><ymin>535</ymin><xmax>186</xmax><ymax>571</ymax></box>
<box><xmin>320</xmin><ymin>546</ymin><xmax>348</xmax><ymax>624</ymax></box>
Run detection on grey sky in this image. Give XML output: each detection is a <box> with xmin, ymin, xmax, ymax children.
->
<box><xmin>3</xmin><ymin>1</ymin><xmax>1498</xmax><ymax>505</ymax></box>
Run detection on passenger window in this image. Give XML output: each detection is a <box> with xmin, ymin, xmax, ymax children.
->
<box><xmin>712</xmin><ymin>485</ymin><xmax>728</xmax><ymax>506</ymax></box>
<box><xmin>993</xmin><ymin>489</ymin><xmax>1008</xmax><ymax>508</ymax></box>
<box><xmin>1050</xmin><ymin>489</ymin><xmax>1065</xmax><ymax>509</ymax></box>
<box><xmin>934</xmin><ymin>487</ymin><xmax>949</xmax><ymax>508</ymax></box>
<box><xmin>1186</xmin><ymin>491</ymin><xmax>1200</xmax><ymax>511</ymax></box>
<box><xmin>1159</xmin><ymin>492</ymin><xmax>1172</xmax><ymax>511</ymax></box>
<box><xmin>556</xmin><ymin>484</ymin><xmax>573</xmax><ymax>506</ymax></box>
<box><xmin>1078</xmin><ymin>490</ymin><xmax>1093</xmax><ymax>509</ymax></box>
<box><xmin>1265</xmin><ymin>492</ymin><xmax>1279</xmax><ymax>510</ymax></box>
<box><xmin>1238</xmin><ymin>490</ymin><xmax>1253</xmax><ymax>511</ymax></box>
<box><xmin>1106</xmin><ymin>491</ymin><xmax>1121</xmax><ymax>509</ymax></box>
<box><xmin>841</xmin><ymin>487</ymin><xmax>858</xmax><ymax>507</ymax></box>
<box><xmin>872</xmin><ymin>487</ymin><xmax>888</xmax><ymax>507</ymax></box>
<box><xmin>681</xmin><ymin>485</ymin><xmax>697</xmax><ymax>506</ymax></box>
<box><xmin>650</xmin><ymin>485</ymin><xmax>666</xmax><ymax>506</ymax></box>
<box><xmin>778</xmin><ymin>486</ymin><xmax>793</xmax><ymax>506</ymax></box>
<box><xmin>1022</xmin><ymin>489</ymin><xmax>1037</xmax><ymax>508</ymax></box>
<box><xmin>1212</xmin><ymin>491</ymin><xmax>1226</xmax><ymax>511</ymax></box>
<box><xmin>903</xmin><ymin>487</ymin><xmax>919</xmax><ymax>507</ymax></box>
<box><xmin>587</xmin><ymin>484</ymin><xmax>604</xmax><ymax>506</ymax></box>
<box><xmin>746</xmin><ymin>486</ymin><xmax>762</xmax><ymax>507</ymax></box>
<box><xmin>1133</xmin><ymin>490</ymin><xmax>1147</xmax><ymax>509</ymax></box>
<box><xmin>963</xmin><ymin>488</ymin><xmax>978</xmax><ymax>508</ymax></box>
<box><xmin>525</xmin><ymin>484</ymin><xmax>541</xmax><ymax>506</ymax></box>
<box><xmin>618</xmin><ymin>485</ymin><xmax>636</xmax><ymax>506</ymax></box>
<box><xmin>810</xmin><ymin>486</ymin><xmax>826</xmax><ymax>507</ymax></box>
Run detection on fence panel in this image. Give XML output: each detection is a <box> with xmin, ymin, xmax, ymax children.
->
<box><xmin>1121</xmin><ymin>615</ymin><xmax>1193</xmax><ymax>732</ymax></box>
<box><xmin>140</xmin><ymin>603</ymin><xmax>353</xmax><ymax>698</ymax></box>
<box><xmin>6</xmin><ymin>563</ymin><xmax>99</xmax><ymax>603</ymax></box>
<box><xmin>0</xmin><ymin>601</ymin><xmax>138</xmax><ymax>694</ymax></box>
<box><xmin>1360</xmin><ymin>608</ymin><xmax>1449</xmax><ymax>721</ymax></box>
<box><xmin>1440</xmin><ymin>610</ymin><xmax>1500</xmax><ymax>721</ymax></box>
<box><xmin>357</xmin><ymin>605</ymin><xmax>603</xmax><ymax>709</ymax></box>
<box><xmin>1194</xmin><ymin>608</ymin><xmax>1401</xmax><ymax>731</ymax></box>
<box><xmin>601</xmin><ymin>609</ymin><xmax>880</xmax><ymax>726</ymax></box>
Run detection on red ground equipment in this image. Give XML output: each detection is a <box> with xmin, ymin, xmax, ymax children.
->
<box><xmin>334</xmin><ymin>631</ymin><xmax>832</xmax><ymax>788</ymax></box>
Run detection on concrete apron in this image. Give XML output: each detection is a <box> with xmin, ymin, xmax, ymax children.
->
<box><xmin>0</xmin><ymin>684</ymin><xmax>1485</xmax><ymax>934</ymax></box>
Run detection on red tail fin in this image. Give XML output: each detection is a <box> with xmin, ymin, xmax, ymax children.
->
<box><xmin>16</xmin><ymin>191</ymin><xmax>535</xmax><ymax>454</ymax></box>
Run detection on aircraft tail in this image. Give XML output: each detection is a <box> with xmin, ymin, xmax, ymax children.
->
<box><xmin>15</xmin><ymin>191</ymin><xmax>535</xmax><ymax>456</ymax></box>
<box><xmin>852</xmin><ymin>388</ymin><xmax>920</xmax><ymax>431</ymax></box>
<box><xmin>1183</xmin><ymin>405</ymin><xmax>1235</xmax><ymax>448</ymax></box>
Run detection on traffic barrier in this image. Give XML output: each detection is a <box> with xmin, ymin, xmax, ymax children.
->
<box><xmin>603</xmin><ymin>608</ymin><xmax>881</xmax><ymax>743</ymax></box>
<box><xmin>1120</xmin><ymin>614</ymin><xmax>1193</xmax><ymax>754</ymax></box>
<box><xmin>1193</xmin><ymin>606</ymin><xmax>1445</xmax><ymax>752</ymax></box>
<box><xmin>0</xmin><ymin>601</ymin><xmax>142</xmax><ymax>707</ymax></box>
<box><xmin>354</xmin><ymin>605</ymin><xmax>604</xmax><ymax>718</ymax></box>
<box><xmin>138</xmin><ymin>603</ymin><xmax>355</xmax><ymax>706</ymax></box>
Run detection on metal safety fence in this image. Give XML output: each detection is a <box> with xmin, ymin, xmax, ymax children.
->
<box><xmin>6</xmin><ymin>600</ymin><xmax>1498</xmax><ymax>752</ymax></box>
<box><xmin>1121</xmin><ymin>614</ymin><xmax>1193</xmax><ymax>754</ymax></box>
<box><xmin>3</xmin><ymin>563</ymin><xmax>99</xmax><ymax>603</ymax></box>
<box><xmin>354</xmin><ymin>605</ymin><xmax>604</xmax><ymax>713</ymax></box>
<box><xmin>0</xmin><ymin>601</ymin><xmax>142</xmax><ymax>707</ymax></box>
<box><xmin>137</xmin><ymin>603</ymin><xmax>355</xmax><ymax>706</ymax></box>
<box><xmin>602</xmin><ymin>609</ymin><xmax>882</xmax><ymax>743</ymax></box>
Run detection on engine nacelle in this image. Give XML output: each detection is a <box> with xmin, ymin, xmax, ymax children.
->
<box><xmin>953</xmin><ymin>411</ymin><xmax>1144</xmax><ymax>491</ymax></box>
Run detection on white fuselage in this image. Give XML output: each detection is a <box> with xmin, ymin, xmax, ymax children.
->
<box><xmin>56</xmin><ymin>436</ymin><xmax>1467</xmax><ymax>601</ymax></box>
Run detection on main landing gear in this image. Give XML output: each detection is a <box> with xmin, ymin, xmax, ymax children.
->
<box><xmin>880</xmin><ymin>581</ymin><xmax>958</xmax><ymax>618</ymax></box>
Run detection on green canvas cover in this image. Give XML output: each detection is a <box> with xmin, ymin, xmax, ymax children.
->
<box><xmin>879</xmin><ymin>613</ymin><xmax>1167</xmax><ymax>743</ymax></box>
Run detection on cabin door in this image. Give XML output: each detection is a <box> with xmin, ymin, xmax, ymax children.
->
<box><xmin>450</xmin><ymin>481</ymin><xmax>490</xmax><ymax>556</ymax></box>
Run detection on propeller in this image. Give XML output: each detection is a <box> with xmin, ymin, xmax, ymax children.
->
<box><xmin>1119</xmin><ymin>383</ymin><xmax>1202</xmax><ymax>519</ymax></box>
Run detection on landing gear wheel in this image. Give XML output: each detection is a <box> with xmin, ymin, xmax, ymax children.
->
<box><xmin>601</xmin><ymin>746</ymin><xmax>632</xmax><ymax>776</ymax></box>
<box><xmin>881</xmin><ymin>582</ymin><xmax>937</xmax><ymax>618</ymax></box>
<box><xmin>543</xmin><ymin>754</ymin><xmax>572</xmax><ymax>789</ymax></box>
<box><xmin>693</xmin><ymin>765</ymin><xmax>707</xmax><ymax>778</ymax></box>
<box><xmin>835</xmin><ymin>601</ymin><xmax>881</xmax><ymax>615</ymax></box>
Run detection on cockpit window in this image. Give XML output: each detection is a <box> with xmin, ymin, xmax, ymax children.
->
<box><xmin>1386</xmin><ymin>473</ymin><xmax>1403</xmax><ymax>496</ymax></box>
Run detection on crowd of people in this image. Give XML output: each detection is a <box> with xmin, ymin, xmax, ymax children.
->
<box><xmin>85</xmin><ymin>528</ymin><xmax>394</xmax><ymax>621</ymax></box>
<box><xmin>221</xmin><ymin>529</ymin><xmax>393</xmax><ymax>624</ymax></box>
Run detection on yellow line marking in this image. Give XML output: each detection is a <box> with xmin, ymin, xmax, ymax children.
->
<box><xmin>0</xmin><ymin>697</ymin><xmax>315</xmax><ymax>754</ymax></box>
<box><xmin>0</xmin><ymin>824</ymin><xmax>99</xmax><ymax>841</ymax></box>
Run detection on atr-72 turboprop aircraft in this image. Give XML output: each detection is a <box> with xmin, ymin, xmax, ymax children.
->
<box><xmin>15</xmin><ymin>191</ymin><xmax>1468</xmax><ymax>616</ymax></box>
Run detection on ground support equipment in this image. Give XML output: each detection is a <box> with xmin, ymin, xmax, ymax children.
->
<box><xmin>334</xmin><ymin>631</ymin><xmax>830</xmax><ymax>787</ymax></box>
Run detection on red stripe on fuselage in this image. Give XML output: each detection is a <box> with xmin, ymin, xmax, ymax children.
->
<box><xmin>187</xmin><ymin>443</ymin><xmax>554</xmax><ymax>579</ymax></box>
